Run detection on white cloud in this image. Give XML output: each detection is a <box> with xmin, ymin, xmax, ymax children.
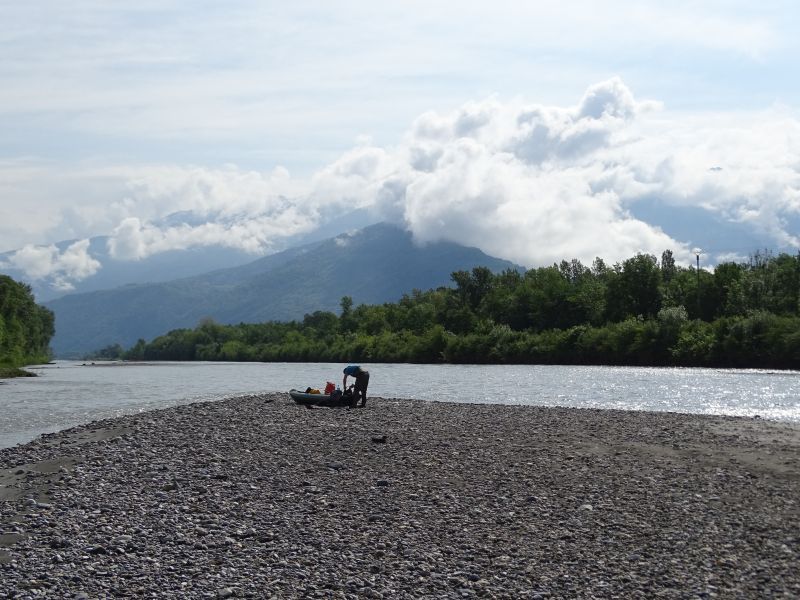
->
<box><xmin>608</xmin><ymin>108</ymin><xmax>800</xmax><ymax>248</ymax></box>
<box><xmin>106</xmin><ymin>211</ymin><xmax>317</xmax><ymax>260</ymax></box>
<box><xmin>118</xmin><ymin>164</ymin><xmax>303</xmax><ymax>221</ymax></box>
<box><xmin>2</xmin><ymin>240</ymin><xmax>101</xmax><ymax>290</ymax></box>
<box><xmin>370</xmin><ymin>79</ymin><xmax>686</xmax><ymax>265</ymax></box>
<box><xmin>102</xmin><ymin>164</ymin><xmax>322</xmax><ymax>260</ymax></box>
<box><xmin>365</xmin><ymin>78</ymin><xmax>798</xmax><ymax>266</ymax></box>
<box><xmin>4</xmin><ymin>77</ymin><xmax>800</xmax><ymax>290</ymax></box>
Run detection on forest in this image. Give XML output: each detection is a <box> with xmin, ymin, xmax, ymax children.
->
<box><xmin>0</xmin><ymin>275</ymin><xmax>55</xmax><ymax>375</ymax></box>
<box><xmin>99</xmin><ymin>250</ymin><xmax>800</xmax><ymax>369</ymax></box>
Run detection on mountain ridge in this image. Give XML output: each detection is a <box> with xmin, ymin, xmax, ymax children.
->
<box><xmin>45</xmin><ymin>223</ymin><xmax>522</xmax><ymax>356</ymax></box>
<box><xmin>0</xmin><ymin>208</ymin><xmax>380</xmax><ymax>302</ymax></box>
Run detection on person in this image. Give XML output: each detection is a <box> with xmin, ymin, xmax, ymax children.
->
<box><xmin>342</xmin><ymin>365</ymin><xmax>370</xmax><ymax>408</ymax></box>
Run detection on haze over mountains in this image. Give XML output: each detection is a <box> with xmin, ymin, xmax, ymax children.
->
<box><xmin>43</xmin><ymin>223</ymin><xmax>521</xmax><ymax>357</ymax></box>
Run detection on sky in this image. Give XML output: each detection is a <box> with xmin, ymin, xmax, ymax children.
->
<box><xmin>2</xmin><ymin>1</ymin><xmax>800</xmax><ymax>290</ymax></box>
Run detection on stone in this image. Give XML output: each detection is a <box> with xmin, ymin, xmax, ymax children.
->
<box><xmin>0</xmin><ymin>392</ymin><xmax>796</xmax><ymax>599</ymax></box>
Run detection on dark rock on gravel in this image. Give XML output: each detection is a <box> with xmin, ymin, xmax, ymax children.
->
<box><xmin>0</xmin><ymin>393</ymin><xmax>798</xmax><ymax>598</ymax></box>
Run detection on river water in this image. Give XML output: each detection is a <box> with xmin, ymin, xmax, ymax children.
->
<box><xmin>1</xmin><ymin>361</ymin><xmax>798</xmax><ymax>449</ymax></box>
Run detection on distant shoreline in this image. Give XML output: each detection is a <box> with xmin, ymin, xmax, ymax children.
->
<box><xmin>42</xmin><ymin>357</ymin><xmax>800</xmax><ymax>373</ymax></box>
<box><xmin>1</xmin><ymin>394</ymin><xmax>798</xmax><ymax>596</ymax></box>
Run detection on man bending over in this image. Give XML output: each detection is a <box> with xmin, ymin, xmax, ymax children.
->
<box><xmin>343</xmin><ymin>365</ymin><xmax>370</xmax><ymax>408</ymax></box>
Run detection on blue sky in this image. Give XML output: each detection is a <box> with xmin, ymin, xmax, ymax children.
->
<box><xmin>1</xmin><ymin>1</ymin><xmax>799</xmax><ymax>289</ymax></box>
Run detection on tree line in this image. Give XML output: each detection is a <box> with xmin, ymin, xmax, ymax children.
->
<box><xmin>97</xmin><ymin>249</ymin><xmax>800</xmax><ymax>369</ymax></box>
<box><xmin>0</xmin><ymin>275</ymin><xmax>55</xmax><ymax>371</ymax></box>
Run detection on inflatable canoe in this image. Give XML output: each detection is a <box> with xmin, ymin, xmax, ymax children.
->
<box><xmin>289</xmin><ymin>389</ymin><xmax>352</xmax><ymax>407</ymax></box>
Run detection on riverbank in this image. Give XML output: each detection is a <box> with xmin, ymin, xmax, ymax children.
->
<box><xmin>0</xmin><ymin>366</ymin><xmax>34</xmax><ymax>379</ymax></box>
<box><xmin>1</xmin><ymin>395</ymin><xmax>798</xmax><ymax>598</ymax></box>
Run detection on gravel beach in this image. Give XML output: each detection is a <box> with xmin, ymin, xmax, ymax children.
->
<box><xmin>1</xmin><ymin>394</ymin><xmax>798</xmax><ymax>599</ymax></box>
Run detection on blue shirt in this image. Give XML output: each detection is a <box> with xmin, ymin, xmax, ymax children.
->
<box><xmin>343</xmin><ymin>365</ymin><xmax>362</xmax><ymax>376</ymax></box>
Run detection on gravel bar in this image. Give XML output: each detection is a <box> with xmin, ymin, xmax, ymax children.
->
<box><xmin>1</xmin><ymin>394</ymin><xmax>798</xmax><ymax>599</ymax></box>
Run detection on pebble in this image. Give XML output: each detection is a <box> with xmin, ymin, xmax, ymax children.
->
<box><xmin>0</xmin><ymin>392</ymin><xmax>796</xmax><ymax>598</ymax></box>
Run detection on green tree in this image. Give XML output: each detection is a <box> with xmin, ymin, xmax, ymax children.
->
<box><xmin>339</xmin><ymin>296</ymin><xmax>356</xmax><ymax>332</ymax></box>
<box><xmin>0</xmin><ymin>275</ymin><xmax>55</xmax><ymax>368</ymax></box>
<box><xmin>711</xmin><ymin>262</ymin><xmax>746</xmax><ymax>317</ymax></box>
<box><xmin>114</xmin><ymin>248</ymin><xmax>800</xmax><ymax>370</ymax></box>
<box><xmin>606</xmin><ymin>254</ymin><xmax>662</xmax><ymax>321</ymax></box>
<box><xmin>661</xmin><ymin>249</ymin><xmax>677</xmax><ymax>283</ymax></box>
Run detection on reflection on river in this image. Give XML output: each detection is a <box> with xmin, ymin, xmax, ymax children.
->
<box><xmin>1</xmin><ymin>361</ymin><xmax>798</xmax><ymax>448</ymax></box>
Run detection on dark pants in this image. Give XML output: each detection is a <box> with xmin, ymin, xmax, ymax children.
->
<box><xmin>353</xmin><ymin>371</ymin><xmax>369</xmax><ymax>407</ymax></box>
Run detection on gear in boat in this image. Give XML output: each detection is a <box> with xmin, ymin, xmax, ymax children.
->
<box><xmin>289</xmin><ymin>385</ymin><xmax>355</xmax><ymax>407</ymax></box>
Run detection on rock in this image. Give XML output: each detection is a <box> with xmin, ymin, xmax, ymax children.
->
<box><xmin>371</xmin><ymin>435</ymin><xmax>387</xmax><ymax>444</ymax></box>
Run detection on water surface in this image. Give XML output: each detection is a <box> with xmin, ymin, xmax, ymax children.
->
<box><xmin>1</xmin><ymin>361</ymin><xmax>798</xmax><ymax>449</ymax></box>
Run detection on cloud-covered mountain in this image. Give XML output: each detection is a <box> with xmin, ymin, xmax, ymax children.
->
<box><xmin>4</xmin><ymin>79</ymin><xmax>798</xmax><ymax>294</ymax></box>
<box><xmin>0</xmin><ymin>237</ymin><xmax>255</xmax><ymax>302</ymax></box>
<box><xmin>45</xmin><ymin>223</ymin><xmax>521</xmax><ymax>357</ymax></box>
<box><xmin>0</xmin><ymin>208</ymin><xmax>380</xmax><ymax>302</ymax></box>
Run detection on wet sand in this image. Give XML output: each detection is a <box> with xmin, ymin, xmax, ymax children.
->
<box><xmin>1</xmin><ymin>394</ymin><xmax>798</xmax><ymax>598</ymax></box>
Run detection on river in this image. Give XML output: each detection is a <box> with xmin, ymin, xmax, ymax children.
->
<box><xmin>1</xmin><ymin>360</ymin><xmax>798</xmax><ymax>448</ymax></box>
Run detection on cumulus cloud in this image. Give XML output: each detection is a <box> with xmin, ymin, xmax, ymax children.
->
<box><xmin>2</xmin><ymin>240</ymin><xmax>101</xmax><ymax>291</ymax></box>
<box><xmin>107</xmin><ymin>211</ymin><xmax>317</xmax><ymax>260</ymax></box>
<box><xmin>104</xmin><ymin>165</ymin><xmax>320</xmax><ymax>259</ymax></box>
<box><xmin>296</xmin><ymin>77</ymin><xmax>698</xmax><ymax>266</ymax></box>
<box><xmin>606</xmin><ymin>108</ymin><xmax>800</xmax><ymax>252</ymax></box>
<box><xmin>6</xmin><ymin>77</ymin><xmax>800</xmax><ymax>291</ymax></box>
<box><xmin>369</xmin><ymin>77</ymin><xmax>800</xmax><ymax>266</ymax></box>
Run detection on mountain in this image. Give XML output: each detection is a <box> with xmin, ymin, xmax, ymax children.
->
<box><xmin>0</xmin><ymin>239</ymin><xmax>259</xmax><ymax>303</ymax></box>
<box><xmin>45</xmin><ymin>223</ymin><xmax>522</xmax><ymax>357</ymax></box>
<box><xmin>0</xmin><ymin>208</ymin><xmax>381</xmax><ymax>302</ymax></box>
